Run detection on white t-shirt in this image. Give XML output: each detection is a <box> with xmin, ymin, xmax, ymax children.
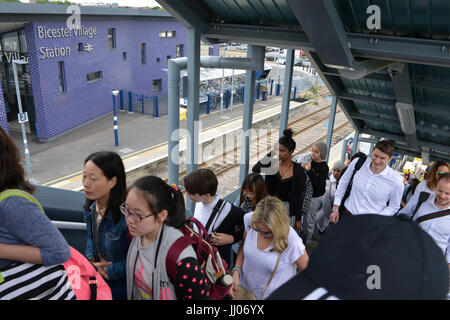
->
<box><xmin>240</xmin><ymin>212</ymin><xmax>305</xmax><ymax>300</ymax></box>
<box><xmin>193</xmin><ymin>196</ymin><xmax>231</xmax><ymax>234</ymax></box>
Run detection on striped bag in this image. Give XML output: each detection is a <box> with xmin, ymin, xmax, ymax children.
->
<box><xmin>0</xmin><ymin>262</ymin><xmax>76</xmax><ymax>300</ymax></box>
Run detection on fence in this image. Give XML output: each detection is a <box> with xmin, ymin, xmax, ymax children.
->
<box><xmin>117</xmin><ymin>72</ymin><xmax>323</xmax><ymax>118</ymax></box>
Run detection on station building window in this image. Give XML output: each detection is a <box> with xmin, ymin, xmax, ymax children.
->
<box><xmin>141</xmin><ymin>43</ymin><xmax>146</xmax><ymax>65</ymax></box>
<box><xmin>159</xmin><ymin>30</ymin><xmax>176</xmax><ymax>38</ymax></box>
<box><xmin>166</xmin><ymin>55</ymin><xmax>171</xmax><ymax>62</ymax></box>
<box><xmin>176</xmin><ymin>44</ymin><xmax>184</xmax><ymax>58</ymax></box>
<box><xmin>123</xmin><ymin>51</ymin><xmax>127</xmax><ymax>61</ymax></box>
<box><xmin>87</xmin><ymin>71</ymin><xmax>102</xmax><ymax>83</ymax></box>
<box><xmin>107</xmin><ymin>28</ymin><xmax>116</xmax><ymax>49</ymax></box>
<box><xmin>156</xmin><ymin>57</ymin><xmax>160</xmax><ymax>64</ymax></box>
<box><xmin>78</xmin><ymin>43</ymin><xmax>83</xmax><ymax>52</ymax></box>
<box><xmin>153</xmin><ymin>79</ymin><xmax>162</xmax><ymax>93</ymax></box>
<box><xmin>58</xmin><ymin>61</ymin><xmax>67</xmax><ymax>93</ymax></box>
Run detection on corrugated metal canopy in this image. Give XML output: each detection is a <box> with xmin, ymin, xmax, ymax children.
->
<box><xmin>157</xmin><ymin>0</ymin><xmax>450</xmax><ymax>161</ymax></box>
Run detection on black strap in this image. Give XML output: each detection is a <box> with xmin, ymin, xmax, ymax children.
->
<box><xmin>411</xmin><ymin>192</ymin><xmax>430</xmax><ymax>220</ymax></box>
<box><xmin>89</xmin><ymin>276</ymin><xmax>97</xmax><ymax>300</ymax></box>
<box><xmin>205</xmin><ymin>199</ymin><xmax>225</xmax><ymax>233</ymax></box>
<box><xmin>339</xmin><ymin>157</ymin><xmax>366</xmax><ymax>218</ymax></box>
<box><xmin>416</xmin><ymin>209</ymin><xmax>450</xmax><ymax>224</ymax></box>
<box><xmin>151</xmin><ymin>225</ymin><xmax>165</xmax><ymax>300</ymax></box>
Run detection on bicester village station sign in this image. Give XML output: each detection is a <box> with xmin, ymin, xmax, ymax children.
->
<box><xmin>37</xmin><ymin>25</ymin><xmax>97</xmax><ymax>59</ymax></box>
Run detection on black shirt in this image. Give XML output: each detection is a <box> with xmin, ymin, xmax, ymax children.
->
<box><xmin>307</xmin><ymin>161</ymin><xmax>329</xmax><ymax>198</ymax></box>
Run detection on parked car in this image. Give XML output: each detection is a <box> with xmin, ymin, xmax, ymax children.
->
<box><xmin>265</xmin><ymin>52</ymin><xmax>278</xmax><ymax>61</ymax></box>
<box><xmin>236</xmin><ymin>44</ymin><xmax>247</xmax><ymax>51</ymax></box>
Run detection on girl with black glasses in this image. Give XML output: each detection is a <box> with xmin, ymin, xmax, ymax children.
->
<box><xmin>125</xmin><ymin>176</ymin><xmax>209</xmax><ymax>300</ymax></box>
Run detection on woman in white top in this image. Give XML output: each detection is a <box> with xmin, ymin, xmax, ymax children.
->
<box><xmin>415</xmin><ymin>160</ymin><xmax>449</xmax><ymax>196</ymax></box>
<box><xmin>229</xmin><ymin>196</ymin><xmax>309</xmax><ymax>300</ymax></box>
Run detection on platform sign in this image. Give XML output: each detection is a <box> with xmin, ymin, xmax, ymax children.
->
<box><xmin>18</xmin><ymin>112</ymin><xmax>28</xmax><ymax>123</ymax></box>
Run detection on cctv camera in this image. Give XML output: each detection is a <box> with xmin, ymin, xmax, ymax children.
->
<box><xmin>387</xmin><ymin>62</ymin><xmax>404</xmax><ymax>78</ymax></box>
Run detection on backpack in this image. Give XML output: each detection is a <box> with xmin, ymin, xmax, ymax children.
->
<box><xmin>165</xmin><ymin>217</ymin><xmax>233</xmax><ymax>300</ymax></box>
<box><xmin>0</xmin><ymin>189</ymin><xmax>112</xmax><ymax>300</ymax></box>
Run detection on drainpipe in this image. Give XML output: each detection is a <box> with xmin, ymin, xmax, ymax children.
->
<box><xmin>167</xmin><ymin>46</ymin><xmax>265</xmax><ymax>186</ymax></box>
<box><xmin>338</xmin><ymin>59</ymin><xmax>396</xmax><ymax>80</ymax></box>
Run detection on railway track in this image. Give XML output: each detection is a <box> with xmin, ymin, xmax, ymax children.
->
<box><xmin>177</xmin><ymin>103</ymin><xmax>352</xmax><ymax>194</ymax></box>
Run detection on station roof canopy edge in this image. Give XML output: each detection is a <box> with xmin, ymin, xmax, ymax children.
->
<box><xmin>157</xmin><ymin>0</ymin><xmax>450</xmax><ymax>162</ymax></box>
<box><xmin>0</xmin><ymin>2</ymin><xmax>173</xmax><ymax>20</ymax></box>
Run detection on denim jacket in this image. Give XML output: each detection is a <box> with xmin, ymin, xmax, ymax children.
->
<box><xmin>84</xmin><ymin>201</ymin><xmax>130</xmax><ymax>299</ymax></box>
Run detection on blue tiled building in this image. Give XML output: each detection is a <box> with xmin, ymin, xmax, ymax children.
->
<box><xmin>0</xmin><ymin>3</ymin><xmax>193</xmax><ymax>141</ymax></box>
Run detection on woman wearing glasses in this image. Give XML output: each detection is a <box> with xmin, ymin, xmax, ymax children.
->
<box><xmin>415</xmin><ymin>160</ymin><xmax>449</xmax><ymax>196</ymax></box>
<box><xmin>229</xmin><ymin>196</ymin><xmax>309</xmax><ymax>300</ymax></box>
<box><xmin>82</xmin><ymin>151</ymin><xmax>129</xmax><ymax>300</ymax></box>
<box><xmin>124</xmin><ymin>176</ymin><xmax>209</xmax><ymax>300</ymax></box>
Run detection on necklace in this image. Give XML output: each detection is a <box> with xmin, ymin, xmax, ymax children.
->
<box><xmin>279</xmin><ymin>161</ymin><xmax>293</xmax><ymax>179</ymax></box>
<box><xmin>97</xmin><ymin>207</ymin><xmax>106</xmax><ymax>217</ymax></box>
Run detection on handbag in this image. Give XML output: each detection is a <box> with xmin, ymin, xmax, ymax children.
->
<box><xmin>234</xmin><ymin>251</ymin><xmax>282</xmax><ymax>300</ymax></box>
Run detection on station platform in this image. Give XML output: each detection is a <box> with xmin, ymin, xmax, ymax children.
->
<box><xmin>9</xmin><ymin>92</ymin><xmax>318</xmax><ymax>191</ymax></box>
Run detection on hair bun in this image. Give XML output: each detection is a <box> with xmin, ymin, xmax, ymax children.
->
<box><xmin>283</xmin><ymin>128</ymin><xmax>294</xmax><ymax>139</ymax></box>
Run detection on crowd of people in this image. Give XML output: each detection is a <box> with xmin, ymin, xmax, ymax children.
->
<box><xmin>0</xmin><ymin>125</ymin><xmax>449</xmax><ymax>300</ymax></box>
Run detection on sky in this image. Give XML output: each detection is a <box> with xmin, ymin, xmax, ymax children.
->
<box><xmin>67</xmin><ymin>0</ymin><xmax>160</xmax><ymax>7</ymax></box>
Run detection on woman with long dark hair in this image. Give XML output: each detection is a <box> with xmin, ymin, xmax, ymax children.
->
<box><xmin>239</xmin><ymin>173</ymin><xmax>268</xmax><ymax>213</ymax></box>
<box><xmin>252</xmin><ymin>129</ymin><xmax>312</xmax><ymax>231</ymax></box>
<box><xmin>0</xmin><ymin>127</ymin><xmax>73</xmax><ymax>299</ymax></box>
<box><xmin>125</xmin><ymin>176</ymin><xmax>209</xmax><ymax>300</ymax></box>
<box><xmin>82</xmin><ymin>151</ymin><xmax>129</xmax><ymax>300</ymax></box>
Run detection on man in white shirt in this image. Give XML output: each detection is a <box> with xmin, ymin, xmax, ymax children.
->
<box><xmin>399</xmin><ymin>172</ymin><xmax>450</xmax><ymax>266</ymax></box>
<box><xmin>330</xmin><ymin>140</ymin><xmax>404</xmax><ymax>224</ymax></box>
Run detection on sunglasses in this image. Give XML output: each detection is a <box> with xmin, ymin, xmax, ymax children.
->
<box><xmin>249</xmin><ymin>224</ymin><xmax>273</xmax><ymax>238</ymax></box>
<box><xmin>438</xmin><ymin>171</ymin><xmax>445</xmax><ymax>176</ymax></box>
<box><xmin>120</xmin><ymin>203</ymin><xmax>154</xmax><ymax>223</ymax></box>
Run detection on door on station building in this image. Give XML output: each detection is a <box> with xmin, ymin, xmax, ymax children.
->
<box><xmin>0</xmin><ymin>29</ymin><xmax>36</xmax><ymax>136</ymax></box>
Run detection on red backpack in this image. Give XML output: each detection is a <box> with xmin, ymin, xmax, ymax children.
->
<box><xmin>166</xmin><ymin>217</ymin><xmax>232</xmax><ymax>300</ymax></box>
<box><xmin>64</xmin><ymin>246</ymin><xmax>112</xmax><ymax>300</ymax></box>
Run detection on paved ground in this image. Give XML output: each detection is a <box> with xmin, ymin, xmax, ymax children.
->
<box><xmin>8</xmin><ymin>63</ymin><xmax>320</xmax><ymax>187</ymax></box>
<box><xmin>9</xmin><ymin>93</ymin><xmax>287</xmax><ymax>186</ymax></box>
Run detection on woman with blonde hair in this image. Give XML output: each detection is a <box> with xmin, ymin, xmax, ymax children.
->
<box><xmin>229</xmin><ymin>196</ymin><xmax>308</xmax><ymax>300</ymax></box>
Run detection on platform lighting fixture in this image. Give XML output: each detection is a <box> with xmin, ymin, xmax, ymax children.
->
<box><xmin>395</xmin><ymin>102</ymin><xmax>416</xmax><ymax>135</ymax></box>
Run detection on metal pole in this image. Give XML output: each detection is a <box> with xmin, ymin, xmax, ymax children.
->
<box><xmin>341</xmin><ymin>138</ymin><xmax>348</xmax><ymax>163</ymax></box>
<box><xmin>220</xmin><ymin>45</ymin><xmax>228</xmax><ymax>114</ymax></box>
<box><xmin>186</xmin><ymin>28</ymin><xmax>201</xmax><ymax>217</ymax></box>
<box><xmin>239</xmin><ymin>45</ymin><xmax>256</xmax><ymax>186</ymax></box>
<box><xmin>230</xmin><ymin>68</ymin><xmax>235</xmax><ymax>111</ymax></box>
<box><xmin>12</xmin><ymin>60</ymin><xmax>31</xmax><ymax>175</ymax></box>
<box><xmin>112</xmin><ymin>92</ymin><xmax>119</xmax><ymax>147</ymax></box>
<box><xmin>353</xmin><ymin>131</ymin><xmax>361</xmax><ymax>156</ymax></box>
<box><xmin>279</xmin><ymin>49</ymin><xmax>294</xmax><ymax>137</ymax></box>
<box><xmin>325</xmin><ymin>96</ymin><xmax>338</xmax><ymax>163</ymax></box>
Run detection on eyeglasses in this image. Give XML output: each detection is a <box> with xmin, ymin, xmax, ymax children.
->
<box><xmin>249</xmin><ymin>224</ymin><xmax>273</xmax><ymax>238</ymax></box>
<box><xmin>120</xmin><ymin>203</ymin><xmax>154</xmax><ymax>223</ymax></box>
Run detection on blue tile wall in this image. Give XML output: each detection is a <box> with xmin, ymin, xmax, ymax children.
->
<box><xmin>24</xmin><ymin>18</ymin><xmax>188</xmax><ymax>140</ymax></box>
<box><xmin>0</xmin><ymin>80</ymin><xmax>8</xmax><ymax>134</ymax></box>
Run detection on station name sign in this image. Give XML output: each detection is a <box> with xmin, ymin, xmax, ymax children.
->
<box><xmin>37</xmin><ymin>25</ymin><xmax>97</xmax><ymax>39</ymax></box>
<box><xmin>37</xmin><ymin>25</ymin><xmax>97</xmax><ymax>60</ymax></box>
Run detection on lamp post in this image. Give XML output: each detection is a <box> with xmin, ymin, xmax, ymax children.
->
<box><xmin>220</xmin><ymin>44</ymin><xmax>228</xmax><ymax>114</ymax></box>
<box><xmin>112</xmin><ymin>90</ymin><xmax>119</xmax><ymax>147</ymax></box>
<box><xmin>12</xmin><ymin>59</ymin><xmax>32</xmax><ymax>175</ymax></box>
